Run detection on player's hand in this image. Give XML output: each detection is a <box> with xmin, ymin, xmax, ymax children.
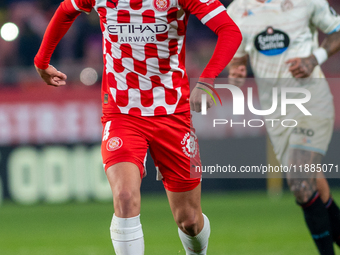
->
<box><xmin>286</xmin><ymin>55</ymin><xmax>318</xmax><ymax>78</ymax></box>
<box><xmin>190</xmin><ymin>82</ymin><xmax>214</xmax><ymax>112</ymax></box>
<box><xmin>35</xmin><ymin>64</ymin><xmax>67</xmax><ymax>87</ymax></box>
<box><xmin>228</xmin><ymin>65</ymin><xmax>246</xmax><ymax>87</ymax></box>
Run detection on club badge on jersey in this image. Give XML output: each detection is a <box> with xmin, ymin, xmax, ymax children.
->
<box><xmin>153</xmin><ymin>0</ymin><xmax>171</xmax><ymax>12</ymax></box>
<box><xmin>254</xmin><ymin>26</ymin><xmax>290</xmax><ymax>56</ymax></box>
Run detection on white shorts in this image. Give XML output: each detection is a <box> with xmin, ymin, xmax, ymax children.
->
<box><xmin>267</xmin><ymin>116</ymin><xmax>334</xmax><ymax>165</ymax></box>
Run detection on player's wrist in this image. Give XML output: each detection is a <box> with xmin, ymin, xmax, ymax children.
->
<box><xmin>34</xmin><ymin>56</ymin><xmax>49</xmax><ymax>70</ymax></box>
<box><xmin>312</xmin><ymin>47</ymin><xmax>328</xmax><ymax>65</ymax></box>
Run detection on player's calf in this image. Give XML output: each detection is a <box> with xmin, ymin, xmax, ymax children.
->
<box><xmin>178</xmin><ymin>213</ymin><xmax>211</xmax><ymax>255</ymax></box>
<box><xmin>325</xmin><ymin>197</ymin><xmax>340</xmax><ymax>246</ymax></box>
<box><xmin>110</xmin><ymin>214</ymin><xmax>144</xmax><ymax>255</ymax></box>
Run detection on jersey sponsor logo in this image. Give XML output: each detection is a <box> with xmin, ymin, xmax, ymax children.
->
<box><xmin>181</xmin><ymin>131</ymin><xmax>198</xmax><ymax>158</ymax></box>
<box><xmin>153</xmin><ymin>0</ymin><xmax>170</xmax><ymax>12</ymax></box>
<box><xmin>106</xmin><ymin>137</ymin><xmax>123</xmax><ymax>151</ymax></box>
<box><xmin>254</xmin><ymin>27</ymin><xmax>290</xmax><ymax>56</ymax></box>
<box><xmin>107</xmin><ymin>23</ymin><xmax>169</xmax><ymax>43</ymax></box>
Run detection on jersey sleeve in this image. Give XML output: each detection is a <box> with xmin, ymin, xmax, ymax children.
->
<box><xmin>309</xmin><ymin>0</ymin><xmax>340</xmax><ymax>34</ymax></box>
<box><xmin>66</xmin><ymin>0</ymin><xmax>95</xmax><ymax>14</ymax></box>
<box><xmin>178</xmin><ymin>0</ymin><xmax>227</xmax><ymax>25</ymax></box>
<box><xmin>226</xmin><ymin>0</ymin><xmax>247</xmax><ymax>58</ymax></box>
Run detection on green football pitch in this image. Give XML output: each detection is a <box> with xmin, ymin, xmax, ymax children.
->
<box><xmin>0</xmin><ymin>191</ymin><xmax>339</xmax><ymax>255</ymax></box>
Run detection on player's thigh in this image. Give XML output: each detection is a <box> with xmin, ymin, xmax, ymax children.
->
<box><xmin>149</xmin><ymin>112</ymin><xmax>202</xmax><ymax>193</ymax></box>
<box><xmin>101</xmin><ymin>114</ymin><xmax>149</xmax><ymax>179</ymax></box>
<box><xmin>106</xmin><ymin>162</ymin><xmax>141</xmax><ymax>217</ymax></box>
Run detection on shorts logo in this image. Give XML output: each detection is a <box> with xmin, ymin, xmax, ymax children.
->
<box><xmin>153</xmin><ymin>0</ymin><xmax>170</xmax><ymax>12</ymax></box>
<box><xmin>181</xmin><ymin>131</ymin><xmax>198</xmax><ymax>158</ymax></box>
<box><xmin>106</xmin><ymin>137</ymin><xmax>123</xmax><ymax>151</ymax></box>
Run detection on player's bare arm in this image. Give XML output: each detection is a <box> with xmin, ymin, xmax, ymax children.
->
<box><xmin>286</xmin><ymin>30</ymin><xmax>340</xmax><ymax>79</ymax></box>
<box><xmin>321</xmin><ymin>30</ymin><xmax>340</xmax><ymax>59</ymax></box>
<box><xmin>228</xmin><ymin>55</ymin><xmax>247</xmax><ymax>87</ymax></box>
<box><xmin>35</xmin><ymin>64</ymin><xmax>67</xmax><ymax>87</ymax></box>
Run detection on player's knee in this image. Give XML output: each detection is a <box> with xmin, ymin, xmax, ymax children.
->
<box><xmin>114</xmin><ymin>189</ymin><xmax>139</xmax><ymax>216</ymax></box>
<box><xmin>176</xmin><ymin>213</ymin><xmax>200</xmax><ymax>236</ymax></box>
<box><xmin>287</xmin><ymin>178</ymin><xmax>314</xmax><ymax>203</ymax></box>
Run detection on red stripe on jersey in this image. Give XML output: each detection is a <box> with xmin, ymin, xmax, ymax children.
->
<box><xmin>165</xmin><ymin>87</ymin><xmax>179</xmax><ymax>105</ymax></box>
<box><xmin>177</xmin><ymin>20</ymin><xmax>186</xmax><ymax>36</ymax></box>
<box><xmin>172</xmin><ymin>71</ymin><xmax>183</xmax><ymax>88</ymax></box>
<box><xmin>128</xmin><ymin>108</ymin><xmax>142</xmax><ymax>115</ymax></box>
<box><xmin>121</xmin><ymin>44</ymin><xmax>133</xmax><ymax>57</ymax></box>
<box><xmin>97</xmin><ymin>7</ymin><xmax>107</xmax><ymax>23</ymax></box>
<box><xmin>169</xmin><ymin>39</ymin><xmax>178</xmax><ymax>56</ymax></box>
<box><xmin>156</xmin><ymin>32</ymin><xmax>168</xmax><ymax>42</ymax></box>
<box><xmin>144</xmin><ymin>44</ymin><xmax>158</xmax><ymax>58</ymax></box>
<box><xmin>126</xmin><ymin>72</ymin><xmax>140</xmax><ymax>89</ymax></box>
<box><xmin>130</xmin><ymin>0</ymin><xmax>143</xmax><ymax>10</ymax></box>
<box><xmin>107</xmin><ymin>0</ymin><xmax>119</xmax><ymax>9</ymax></box>
<box><xmin>108</xmin><ymin>72</ymin><xmax>118</xmax><ymax>88</ymax></box>
<box><xmin>154</xmin><ymin>106</ymin><xmax>167</xmax><ymax>115</ymax></box>
<box><xmin>159</xmin><ymin>58</ymin><xmax>171</xmax><ymax>74</ymax></box>
<box><xmin>116</xmin><ymin>90</ymin><xmax>129</xmax><ymax>107</ymax></box>
<box><xmin>97</xmin><ymin>7</ymin><xmax>107</xmax><ymax>33</ymax></box>
<box><xmin>117</xmin><ymin>10</ymin><xmax>130</xmax><ymax>23</ymax></box>
<box><xmin>134</xmin><ymin>59</ymin><xmax>147</xmax><ymax>75</ymax></box>
<box><xmin>105</xmin><ymin>39</ymin><xmax>112</xmax><ymax>56</ymax></box>
<box><xmin>141</xmin><ymin>90</ymin><xmax>154</xmax><ymax>107</ymax></box>
<box><xmin>167</xmin><ymin>7</ymin><xmax>178</xmax><ymax>23</ymax></box>
<box><xmin>142</xmin><ymin>10</ymin><xmax>155</xmax><ymax>23</ymax></box>
<box><xmin>113</xmin><ymin>58</ymin><xmax>124</xmax><ymax>73</ymax></box>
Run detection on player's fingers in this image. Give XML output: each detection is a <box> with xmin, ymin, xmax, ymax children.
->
<box><xmin>48</xmin><ymin>77</ymin><xmax>66</xmax><ymax>87</ymax></box>
<box><xmin>207</xmin><ymin>97</ymin><xmax>214</xmax><ymax>109</ymax></box>
<box><xmin>56</xmin><ymin>71</ymin><xmax>67</xmax><ymax>81</ymax></box>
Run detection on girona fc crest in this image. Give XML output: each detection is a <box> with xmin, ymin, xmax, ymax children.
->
<box><xmin>181</xmin><ymin>132</ymin><xmax>198</xmax><ymax>158</ymax></box>
<box><xmin>106</xmin><ymin>137</ymin><xmax>123</xmax><ymax>151</ymax></box>
<box><xmin>153</xmin><ymin>0</ymin><xmax>170</xmax><ymax>12</ymax></box>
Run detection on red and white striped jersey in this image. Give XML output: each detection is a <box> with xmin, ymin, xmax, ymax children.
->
<box><xmin>69</xmin><ymin>0</ymin><xmax>226</xmax><ymax>116</ymax></box>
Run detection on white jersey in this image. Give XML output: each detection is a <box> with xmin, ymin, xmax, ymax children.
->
<box><xmin>227</xmin><ymin>0</ymin><xmax>340</xmax><ymax>79</ymax></box>
<box><xmin>227</xmin><ymin>0</ymin><xmax>340</xmax><ymax>120</ymax></box>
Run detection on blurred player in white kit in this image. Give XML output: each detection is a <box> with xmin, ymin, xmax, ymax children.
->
<box><xmin>226</xmin><ymin>0</ymin><xmax>340</xmax><ymax>254</ymax></box>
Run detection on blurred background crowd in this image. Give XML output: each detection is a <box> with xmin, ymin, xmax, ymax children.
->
<box><xmin>1</xmin><ymin>0</ymin><xmax>338</xmax><ymax>89</ymax></box>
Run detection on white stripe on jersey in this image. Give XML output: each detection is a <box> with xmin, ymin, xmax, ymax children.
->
<box><xmin>71</xmin><ymin>0</ymin><xmax>91</xmax><ymax>14</ymax></box>
<box><xmin>201</xmin><ymin>6</ymin><xmax>226</xmax><ymax>24</ymax></box>
<box><xmin>71</xmin><ymin>0</ymin><xmax>80</xmax><ymax>11</ymax></box>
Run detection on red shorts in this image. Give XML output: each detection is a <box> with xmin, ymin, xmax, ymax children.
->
<box><xmin>101</xmin><ymin>112</ymin><xmax>202</xmax><ymax>192</ymax></box>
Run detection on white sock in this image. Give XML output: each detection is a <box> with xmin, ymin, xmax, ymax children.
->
<box><xmin>110</xmin><ymin>214</ymin><xmax>144</xmax><ymax>255</ymax></box>
<box><xmin>178</xmin><ymin>213</ymin><xmax>211</xmax><ymax>255</ymax></box>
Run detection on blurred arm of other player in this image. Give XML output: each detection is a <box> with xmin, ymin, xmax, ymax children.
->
<box><xmin>286</xmin><ymin>30</ymin><xmax>340</xmax><ymax>78</ymax></box>
<box><xmin>286</xmin><ymin>0</ymin><xmax>340</xmax><ymax>78</ymax></box>
<box><xmin>34</xmin><ymin>0</ymin><xmax>91</xmax><ymax>87</ymax></box>
<box><xmin>189</xmin><ymin>7</ymin><xmax>242</xmax><ymax>112</ymax></box>
<box><xmin>227</xmin><ymin>55</ymin><xmax>247</xmax><ymax>87</ymax></box>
